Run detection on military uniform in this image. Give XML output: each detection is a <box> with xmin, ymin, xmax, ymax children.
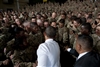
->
<box><xmin>0</xmin><ymin>34</ymin><xmax>7</xmax><ymax>60</ymax></box>
<box><xmin>71</xmin><ymin>25</ymin><xmax>81</xmax><ymax>35</ymax></box>
<box><xmin>27</xmin><ymin>31</ymin><xmax>44</xmax><ymax>50</ymax></box>
<box><xmin>0</xmin><ymin>33</ymin><xmax>13</xmax><ymax>67</ymax></box>
<box><xmin>92</xmin><ymin>34</ymin><xmax>100</xmax><ymax>53</ymax></box>
<box><xmin>11</xmin><ymin>45</ymin><xmax>36</xmax><ymax>67</ymax></box>
<box><xmin>67</xmin><ymin>21</ymin><xmax>81</xmax><ymax>48</ymax></box>
<box><xmin>6</xmin><ymin>30</ymin><xmax>44</xmax><ymax>56</ymax></box>
<box><xmin>69</xmin><ymin>30</ymin><xmax>76</xmax><ymax>48</ymax></box>
<box><xmin>58</xmin><ymin>26</ymin><xmax>69</xmax><ymax>44</ymax></box>
<box><xmin>5</xmin><ymin>38</ymin><xmax>15</xmax><ymax>57</ymax></box>
<box><xmin>0</xmin><ymin>27</ymin><xmax>11</xmax><ymax>41</ymax></box>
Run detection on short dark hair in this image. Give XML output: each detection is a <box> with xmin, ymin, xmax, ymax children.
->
<box><xmin>81</xmin><ymin>17</ymin><xmax>86</xmax><ymax>24</ymax></box>
<box><xmin>77</xmin><ymin>34</ymin><xmax>93</xmax><ymax>50</ymax></box>
<box><xmin>81</xmin><ymin>23</ymin><xmax>92</xmax><ymax>32</ymax></box>
<box><xmin>44</xmin><ymin>19</ymin><xmax>49</xmax><ymax>23</ymax></box>
<box><xmin>14</xmin><ymin>27</ymin><xmax>24</xmax><ymax>34</ymax></box>
<box><xmin>45</xmin><ymin>26</ymin><xmax>56</xmax><ymax>38</ymax></box>
<box><xmin>61</xmin><ymin>12</ymin><xmax>67</xmax><ymax>16</ymax></box>
<box><xmin>59</xmin><ymin>19</ymin><xmax>65</xmax><ymax>24</ymax></box>
<box><xmin>30</xmin><ymin>22</ymin><xmax>37</xmax><ymax>28</ymax></box>
<box><xmin>70</xmin><ymin>15</ymin><xmax>77</xmax><ymax>21</ymax></box>
<box><xmin>74</xmin><ymin>18</ymin><xmax>82</xmax><ymax>24</ymax></box>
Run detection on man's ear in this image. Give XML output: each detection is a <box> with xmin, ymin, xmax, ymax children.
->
<box><xmin>78</xmin><ymin>44</ymin><xmax>82</xmax><ymax>51</ymax></box>
<box><xmin>43</xmin><ymin>32</ymin><xmax>48</xmax><ymax>40</ymax></box>
<box><xmin>43</xmin><ymin>32</ymin><xmax>47</xmax><ymax>38</ymax></box>
<box><xmin>43</xmin><ymin>32</ymin><xmax>46</xmax><ymax>36</ymax></box>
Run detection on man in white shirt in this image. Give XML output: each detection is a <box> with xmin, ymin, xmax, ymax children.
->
<box><xmin>36</xmin><ymin>26</ymin><xmax>61</xmax><ymax>67</ymax></box>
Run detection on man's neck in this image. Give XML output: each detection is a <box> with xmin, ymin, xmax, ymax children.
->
<box><xmin>79</xmin><ymin>49</ymin><xmax>91</xmax><ymax>54</ymax></box>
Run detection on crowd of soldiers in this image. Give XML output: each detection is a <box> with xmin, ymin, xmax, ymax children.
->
<box><xmin>0</xmin><ymin>0</ymin><xmax>100</xmax><ymax>67</ymax></box>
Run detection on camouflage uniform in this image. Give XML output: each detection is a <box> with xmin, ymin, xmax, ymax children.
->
<box><xmin>67</xmin><ymin>22</ymin><xmax>81</xmax><ymax>48</ymax></box>
<box><xmin>67</xmin><ymin>21</ymin><xmax>73</xmax><ymax>29</ymax></box>
<box><xmin>69</xmin><ymin>30</ymin><xmax>76</xmax><ymax>48</ymax></box>
<box><xmin>0</xmin><ymin>34</ymin><xmax>10</xmax><ymax>66</ymax></box>
<box><xmin>27</xmin><ymin>31</ymin><xmax>44</xmax><ymax>50</ymax></box>
<box><xmin>48</xmin><ymin>17</ymin><xmax>58</xmax><ymax>24</ymax></box>
<box><xmin>92</xmin><ymin>34</ymin><xmax>100</xmax><ymax>53</ymax></box>
<box><xmin>58</xmin><ymin>27</ymin><xmax>69</xmax><ymax>44</ymax></box>
<box><xmin>5</xmin><ymin>38</ymin><xmax>15</xmax><ymax>57</ymax></box>
<box><xmin>6</xmin><ymin>30</ymin><xmax>44</xmax><ymax>57</ymax></box>
<box><xmin>0</xmin><ymin>27</ymin><xmax>11</xmax><ymax>41</ymax></box>
<box><xmin>71</xmin><ymin>25</ymin><xmax>81</xmax><ymax>35</ymax></box>
<box><xmin>57</xmin><ymin>17</ymin><xmax>70</xmax><ymax>28</ymax></box>
<box><xmin>0</xmin><ymin>34</ymin><xmax>7</xmax><ymax>57</ymax></box>
<box><xmin>11</xmin><ymin>45</ymin><xmax>36</xmax><ymax>67</ymax></box>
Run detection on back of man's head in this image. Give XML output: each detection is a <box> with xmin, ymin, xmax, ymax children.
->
<box><xmin>45</xmin><ymin>26</ymin><xmax>56</xmax><ymax>38</ymax></box>
<box><xmin>77</xmin><ymin>34</ymin><xmax>93</xmax><ymax>51</ymax></box>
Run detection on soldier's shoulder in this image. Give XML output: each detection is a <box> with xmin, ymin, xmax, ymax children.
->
<box><xmin>0</xmin><ymin>34</ymin><xmax>6</xmax><ymax>40</ymax></box>
<box><xmin>7</xmin><ymin>38</ymin><xmax>15</xmax><ymax>46</ymax></box>
<box><xmin>0</xmin><ymin>34</ymin><xmax>5</xmax><ymax>37</ymax></box>
<box><xmin>91</xmin><ymin>34</ymin><xmax>98</xmax><ymax>38</ymax></box>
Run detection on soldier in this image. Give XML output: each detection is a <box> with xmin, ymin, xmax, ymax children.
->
<box><xmin>43</xmin><ymin>20</ymin><xmax>50</xmax><ymax>29</ymax></box>
<box><xmin>8</xmin><ymin>27</ymin><xmax>36</xmax><ymax>67</ymax></box>
<box><xmin>50</xmin><ymin>20</ymin><xmax>59</xmax><ymax>42</ymax></box>
<box><xmin>57</xmin><ymin>12</ymin><xmax>69</xmax><ymax>27</ymax></box>
<box><xmin>22</xmin><ymin>21</ymin><xmax>31</xmax><ymax>35</ymax></box>
<box><xmin>4</xmin><ymin>26</ymin><xmax>36</xmax><ymax>67</ymax></box>
<box><xmin>73</xmin><ymin>23</ymin><xmax>92</xmax><ymax>48</ymax></box>
<box><xmin>0</xmin><ymin>14</ymin><xmax>4</xmax><ymax>27</ymax></box>
<box><xmin>71</xmin><ymin>17</ymin><xmax>82</xmax><ymax>34</ymax></box>
<box><xmin>0</xmin><ymin>29</ymin><xmax>13</xmax><ymax>67</ymax></box>
<box><xmin>92</xmin><ymin>25</ymin><xmax>100</xmax><ymax>53</ymax></box>
<box><xmin>31</xmin><ymin>16</ymin><xmax>37</xmax><ymax>23</ymax></box>
<box><xmin>58</xmin><ymin>19</ymin><xmax>68</xmax><ymax>45</ymax></box>
<box><xmin>48</xmin><ymin>12</ymin><xmax>58</xmax><ymax>23</ymax></box>
<box><xmin>36</xmin><ymin>19</ymin><xmax>44</xmax><ymax>33</ymax></box>
<box><xmin>50</xmin><ymin>20</ymin><xmax>57</xmax><ymax>28</ymax></box>
<box><xmin>5</xmin><ymin>26</ymin><xmax>25</xmax><ymax>56</ymax></box>
<box><xmin>15</xmin><ymin>18</ymin><xmax>25</xmax><ymax>28</ymax></box>
<box><xmin>27</xmin><ymin>22</ymin><xmax>44</xmax><ymax>51</ymax></box>
<box><xmin>67</xmin><ymin>15</ymin><xmax>77</xmax><ymax>29</ymax></box>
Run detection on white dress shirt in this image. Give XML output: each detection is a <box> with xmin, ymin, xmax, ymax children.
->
<box><xmin>37</xmin><ymin>39</ymin><xmax>61</xmax><ymax>67</ymax></box>
<box><xmin>76</xmin><ymin>52</ymin><xmax>88</xmax><ymax>61</ymax></box>
<box><xmin>67</xmin><ymin>48</ymin><xmax>71</xmax><ymax>52</ymax></box>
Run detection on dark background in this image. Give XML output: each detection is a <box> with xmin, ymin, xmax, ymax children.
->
<box><xmin>3</xmin><ymin>0</ymin><xmax>67</xmax><ymax>5</ymax></box>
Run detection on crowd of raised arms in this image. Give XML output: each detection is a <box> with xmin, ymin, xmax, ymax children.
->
<box><xmin>0</xmin><ymin>0</ymin><xmax>100</xmax><ymax>67</ymax></box>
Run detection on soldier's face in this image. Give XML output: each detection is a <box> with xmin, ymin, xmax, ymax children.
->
<box><xmin>51</xmin><ymin>22</ymin><xmax>57</xmax><ymax>28</ymax></box>
<box><xmin>32</xmin><ymin>26</ymin><xmax>38</xmax><ymax>33</ymax></box>
<box><xmin>19</xmin><ymin>31</ymin><xmax>25</xmax><ymax>37</ymax></box>
<box><xmin>44</xmin><ymin>22</ymin><xmax>49</xmax><ymax>28</ymax></box>
<box><xmin>78</xmin><ymin>13</ymin><xmax>81</xmax><ymax>18</ymax></box>
<box><xmin>15</xmin><ymin>19</ymin><xmax>20</xmax><ymax>25</ymax></box>
<box><xmin>61</xmin><ymin>15</ymin><xmax>66</xmax><ymax>19</ymax></box>
<box><xmin>36</xmin><ymin>15</ymin><xmax>41</xmax><ymax>19</ymax></box>
<box><xmin>73</xmin><ymin>21</ymin><xmax>79</xmax><ymax>27</ymax></box>
<box><xmin>31</xmin><ymin>18</ymin><xmax>36</xmax><ymax>22</ymax></box>
<box><xmin>81</xmin><ymin>26</ymin><xmax>87</xmax><ymax>34</ymax></box>
<box><xmin>52</xmin><ymin>12</ymin><xmax>57</xmax><ymax>18</ymax></box>
<box><xmin>96</xmin><ymin>26</ymin><xmax>100</xmax><ymax>36</ymax></box>
<box><xmin>59</xmin><ymin>23</ymin><xmax>64</xmax><ymax>28</ymax></box>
